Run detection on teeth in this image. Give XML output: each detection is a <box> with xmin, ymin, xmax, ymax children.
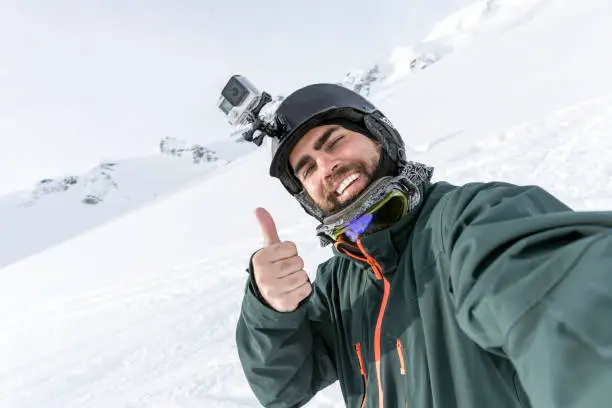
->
<box><xmin>336</xmin><ymin>174</ymin><xmax>359</xmax><ymax>195</ymax></box>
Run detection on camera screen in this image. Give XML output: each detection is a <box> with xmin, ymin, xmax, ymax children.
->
<box><xmin>221</xmin><ymin>79</ymin><xmax>248</xmax><ymax>107</ymax></box>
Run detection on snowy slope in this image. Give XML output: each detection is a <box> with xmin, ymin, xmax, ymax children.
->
<box><xmin>0</xmin><ymin>139</ymin><xmax>255</xmax><ymax>269</ymax></box>
<box><xmin>2</xmin><ymin>0</ymin><xmax>612</xmax><ymax>407</ymax></box>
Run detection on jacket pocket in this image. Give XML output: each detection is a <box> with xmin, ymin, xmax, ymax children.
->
<box><xmin>354</xmin><ymin>343</ymin><xmax>367</xmax><ymax>408</ymax></box>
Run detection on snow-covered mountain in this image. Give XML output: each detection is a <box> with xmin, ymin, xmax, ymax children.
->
<box><xmin>0</xmin><ymin>137</ymin><xmax>256</xmax><ymax>269</ymax></box>
<box><xmin>342</xmin><ymin>0</ymin><xmax>598</xmax><ymax>98</ymax></box>
<box><xmin>2</xmin><ymin>0</ymin><xmax>612</xmax><ymax>407</ymax></box>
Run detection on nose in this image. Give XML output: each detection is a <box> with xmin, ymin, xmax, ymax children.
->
<box><xmin>316</xmin><ymin>152</ymin><xmax>339</xmax><ymax>178</ymax></box>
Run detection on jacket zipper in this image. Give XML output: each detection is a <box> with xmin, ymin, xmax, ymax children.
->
<box><xmin>357</xmin><ymin>238</ymin><xmax>390</xmax><ymax>408</ymax></box>
<box><xmin>354</xmin><ymin>343</ymin><xmax>367</xmax><ymax>408</ymax></box>
<box><xmin>396</xmin><ymin>339</ymin><xmax>406</xmax><ymax>375</ymax></box>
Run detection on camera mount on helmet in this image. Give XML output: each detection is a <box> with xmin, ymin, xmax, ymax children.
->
<box><xmin>217</xmin><ymin>75</ymin><xmax>282</xmax><ymax>146</ymax></box>
<box><xmin>240</xmin><ymin>91</ymin><xmax>278</xmax><ymax>146</ymax></box>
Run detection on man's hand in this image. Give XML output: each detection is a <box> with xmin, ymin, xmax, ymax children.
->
<box><xmin>252</xmin><ymin>207</ymin><xmax>312</xmax><ymax>312</ymax></box>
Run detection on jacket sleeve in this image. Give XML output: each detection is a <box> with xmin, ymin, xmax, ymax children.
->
<box><xmin>235</xmin><ymin>261</ymin><xmax>337</xmax><ymax>408</ymax></box>
<box><xmin>440</xmin><ymin>182</ymin><xmax>612</xmax><ymax>408</ymax></box>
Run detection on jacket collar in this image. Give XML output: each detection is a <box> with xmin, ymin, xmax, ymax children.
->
<box><xmin>333</xmin><ymin>207</ymin><xmax>420</xmax><ymax>276</ymax></box>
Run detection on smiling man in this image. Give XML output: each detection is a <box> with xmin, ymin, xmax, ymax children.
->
<box><xmin>289</xmin><ymin>123</ymin><xmax>381</xmax><ymax>212</ymax></box>
<box><xmin>235</xmin><ymin>83</ymin><xmax>612</xmax><ymax>408</ymax></box>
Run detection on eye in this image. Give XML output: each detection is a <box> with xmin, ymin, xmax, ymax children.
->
<box><xmin>328</xmin><ymin>135</ymin><xmax>344</xmax><ymax>150</ymax></box>
<box><xmin>302</xmin><ymin>164</ymin><xmax>314</xmax><ymax>180</ymax></box>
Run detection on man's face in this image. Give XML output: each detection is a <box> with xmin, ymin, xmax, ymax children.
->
<box><xmin>289</xmin><ymin>124</ymin><xmax>381</xmax><ymax>213</ymax></box>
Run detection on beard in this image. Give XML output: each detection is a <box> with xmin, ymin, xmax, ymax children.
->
<box><xmin>319</xmin><ymin>162</ymin><xmax>376</xmax><ymax>213</ymax></box>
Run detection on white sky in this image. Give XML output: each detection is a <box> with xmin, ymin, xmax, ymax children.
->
<box><xmin>0</xmin><ymin>0</ymin><xmax>468</xmax><ymax>194</ymax></box>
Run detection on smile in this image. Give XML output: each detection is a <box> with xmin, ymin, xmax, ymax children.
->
<box><xmin>336</xmin><ymin>174</ymin><xmax>360</xmax><ymax>195</ymax></box>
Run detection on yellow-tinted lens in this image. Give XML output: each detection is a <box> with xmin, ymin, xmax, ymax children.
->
<box><xmin>330</xmin><ymin>190</ymin><xmax>408</xmax><ymax>241</ymax></box>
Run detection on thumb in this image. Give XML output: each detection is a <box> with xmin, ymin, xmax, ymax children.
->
<box><xmin>255</xmin><ymin>207</ymin><xmax>281</xmax><ymax>246</ymax></box>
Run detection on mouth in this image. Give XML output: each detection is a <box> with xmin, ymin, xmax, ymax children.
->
<box><xmin>334</xmin><ymin>173</ymin><xmax>361</xmax><ymax>198</ymax></box>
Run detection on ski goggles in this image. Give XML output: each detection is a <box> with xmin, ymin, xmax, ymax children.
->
<box><xmin>315</xmin><ymin>161</ymin><xmax>434</xmax><ymax>246</ymax></box>
<box><xmin>327</xmin><ymin>189</ymin><xmax>408</xmax><ymax>242</ymax></box>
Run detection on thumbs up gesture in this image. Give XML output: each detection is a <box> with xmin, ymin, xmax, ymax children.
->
<box><xmin>252</xmin><ymin>207</ymin><xmax>312</xmax><ymax>312</ymax></box>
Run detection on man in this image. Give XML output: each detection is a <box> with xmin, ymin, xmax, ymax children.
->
<box><xmin>235</xmin><ymin>83</ymin><xmax>612</xmax><ymax>408</ymax></box>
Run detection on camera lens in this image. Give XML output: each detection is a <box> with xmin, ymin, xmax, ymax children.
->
<box><xmin>221</xmin><ymin>79</ymin><xmax>248</xmax><ymax>106</ymax></box>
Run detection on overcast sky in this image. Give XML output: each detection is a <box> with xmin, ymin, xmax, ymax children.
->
<box><xmin>0</xmin><ymin>0</ymin><xmax>461</xmax><ymax>194</ymax></box>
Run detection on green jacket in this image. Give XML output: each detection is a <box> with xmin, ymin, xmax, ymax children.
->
<box><xmin>236</xmin><ymin>181</ymin><xmax>612</xmax><ymax>408</ymax></box>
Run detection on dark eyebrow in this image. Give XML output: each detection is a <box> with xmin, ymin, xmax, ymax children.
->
<box><xmin>293</xmin><ymin>126</ymin><xmax>341</xmax><ymax>177</ymax></box>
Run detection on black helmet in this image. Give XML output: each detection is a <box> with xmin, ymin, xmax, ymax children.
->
<box><xmin>269</xmin><ymin>83</ymin><xmax>407</xmax><ymax>204</ymax></box>
<box><xmin>262</xmin><ymin>83</ymin><xmax>434</xmax><ymax>246</ymax></box>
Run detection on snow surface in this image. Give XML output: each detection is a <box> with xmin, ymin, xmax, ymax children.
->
<box><xmin>2</xmin><ymin>0</ymin><xmax>612</xmax><ymax>406</ymax></box>
<box><xmin>0</xmin><ymin>139</ymin><xmax>255</xmax><ymax>270</ymax></box>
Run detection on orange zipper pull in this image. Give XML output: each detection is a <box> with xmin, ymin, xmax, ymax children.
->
<box><xmin>396</xmin><ymin>339</ymin><xmax>406</xmax><ymax>375</ymax></box>
<box><xmin>354</xmin><ymin>343</ymin><xmax>367</xmax><ymax>408</ymax></box>
<box><xmin>355</xmin><ymin>343</ymin><xmax>366</xmax><ymax>376</ymax></box>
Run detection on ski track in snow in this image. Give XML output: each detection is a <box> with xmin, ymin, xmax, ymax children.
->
<box><xmin>1</xmin><ymin>243</ymin><xmax>254</xmax><ymax>408</ymax></box>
